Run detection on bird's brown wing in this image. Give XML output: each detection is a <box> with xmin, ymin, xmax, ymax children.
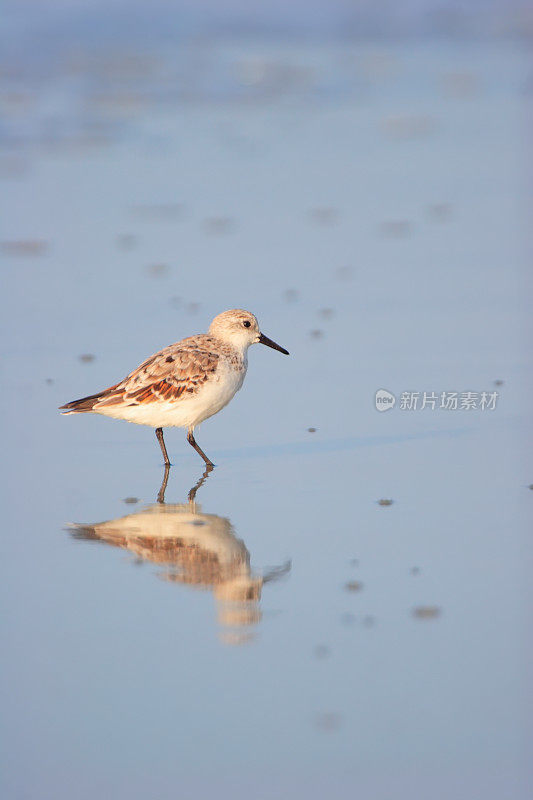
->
<box><xmin>60</xmin><ymin>336</ymin><xmax>221</xmax><ymax>412</ymax></box>
<box><xmin>95</xmin><ymin>337</ymin><xmax>221</xmax><ymax>408</ymax></box>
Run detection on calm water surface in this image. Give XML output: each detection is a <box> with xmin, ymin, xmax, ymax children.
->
<box><xmin>1</xmin><ymin>40</ymin><xmax>531</xmax><ymax>799</ymax></box>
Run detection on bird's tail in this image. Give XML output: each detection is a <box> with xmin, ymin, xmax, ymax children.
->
<box><xmin>59</xmin><ymin>383</ymin><xmax>120</xmax><ymax>414</ymax></box>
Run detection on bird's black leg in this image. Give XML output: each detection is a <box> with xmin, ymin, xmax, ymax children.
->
<box><xmin>187</xmin><ymin>427</ymin><xmax>214</xmax><ymax>467</ymax></box>
<box><xmin>155</xmin><ymin>427</ymin><xmax>171</xmax><ymax>466</ymax></box>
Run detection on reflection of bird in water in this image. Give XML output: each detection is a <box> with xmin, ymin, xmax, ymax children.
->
<box><xmin>69</xmin><ymin>467</ymin><xmax>290</xmax><ymax>645</ymax></box>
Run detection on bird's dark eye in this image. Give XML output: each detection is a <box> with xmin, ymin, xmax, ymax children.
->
<box><xmin>243</xmin><ymin>320</ymin><xmax>251</xmax><ymax>328</ymax></box>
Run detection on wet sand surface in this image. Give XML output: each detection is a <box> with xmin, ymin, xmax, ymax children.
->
<box><xmin>1</xmin><ymin>40</ymin><xmax>531</xmax><ymax>800</ymax></box>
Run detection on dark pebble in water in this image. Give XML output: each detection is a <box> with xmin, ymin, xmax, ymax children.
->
<box><xmin>377</xmin><ymin>498</ymin><xmax>394</xmax><ymax>506</ymax></box>
<box><xmin>340</xmin><ymin>612</ymin><xmax>356</xmax><ymax>626</ymax></box>
<box><xmin>169</xmin><ymin>296</ymin><xmax>181</xmax><ymax>308</ymax></box>
<box><xmin>307</xmin><ymin>427</ymin><xmax>317</xmax><ymax>433</ymax></box>
<box><xmin>528</xmin><ymin>485</ymin><xmax>533</xmax><ymax>491</ymax></box>
<box><xmin>427</xmin><ymin>202</ymin><xmax>452</xmax><ymax>221</ymax></box>
<box><xmin>146</xmin><ymin>263</ymin><xmax>169</xmax><ymax>278</ymax></box>
<box><xmin>336</xmin><ymin>265</ymin><xmax>353</xmax><ymax>281</ymax></box>
<box><xmin>283</xmin><ymin>289</ymin><xmax>299</xmax><ymax>302</ymax></box>
<box><xmin>494</xmin><ymin>379</ymin><xmax>504</xmax><ymax>386</ymax></box>
<box><xmin>383</xmin><ymin>114</ymin><xmax>436</xmax><ymax>139</ymax></box>
<box><xmin>203</xmin><ymin>217</ymin><xmax>235</xmax><ymax>235</ymax></box>
<box><xmin>380</xmin><ymin>220</ymin><xmax>412</xmax><ymax>238</ymax></box>
<box><xmin>363</xmin><ymin>615</ymin><xmax>376</xmax><ymax>627</ymax></box>
<box><xmin>350</xmin><ymin>558</ymin><xmax>359</xmax><ymax>567</ymax></box>
<box><xmin>123</xmin><ymin>497</ymin><xmax>139</xmax><ymax>505</ymax></box>
<box><xmin>412</xmin><ymin>606</ymin><xmax>441</xmax><ymax>620</ymax></box>
<box><xmin>313</xmin><ymin>645</ymin><xmax>330</xmax><ymax>659</ymax></box>
<box><xmin>116</xmin><ymin>234</ymin><xmax>137</xmax><ymax>249</ymax></box>
<box><xmin>318</xmin><ymin>308</ymin><xmax>334</xmax><ymax>320</ymax></box>
<box><xmin>131</xmin><ymin>203</ymin><xmax>183</xmax><ymax>220</ymax></box>
<box><xmin>79</xmin><ymin>354</ymin><xmax>95</xmax><ymax>363</ymax></box>
<box><xmin>345</xmin><ymin>580</ymin><xmax>363</xmax><ymax>593</ymax></box>
<box><xmin>45</xmin><ymin>378</ymin><xmax>54</xmax><ymax>385</ymax></box>
<box><xmin>1</xmin><ymin>240</ymin><xmax>49</xmax><ymax>257</ymax></box>
<box><xmin>187</xmin><ymin>302</ymin><xmax>201</xmax><ymax>314</ymax></box>
<box><xmin>411</xmin><ymin>566</ymin><xmax>421</xmax><ymax>575</ymax></box>
<box><xmin>309</xmin><ymin>329</ymin><xmax>324</xmax><ymax>339</ymax></box>
<box><xmin>307</xmin><ymin>207</ymin><xmax>339</xmax><ymax>226</ymax></box>
<box><xmin>314</xmin><ymin>712</ymin><xmax>342</xmax><ymax>731</ymax></box>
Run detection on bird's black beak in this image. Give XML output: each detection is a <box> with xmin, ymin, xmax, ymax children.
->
<box><xmin>259</xmin><ymin>332</ymin><xmax>289</xmax><ymax>355</ymax></box>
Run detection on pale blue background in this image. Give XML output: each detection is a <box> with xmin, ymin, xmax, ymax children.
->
<box><xmin>1</xmin><ymin>5</ymin><xmax>531</xmax><ymax>799</ymax></box>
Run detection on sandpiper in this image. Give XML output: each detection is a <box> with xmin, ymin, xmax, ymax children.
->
<box><xmin>60</xmin><ymin>309</ymin><xmax>289</xmax><ymax>466</ymax></box>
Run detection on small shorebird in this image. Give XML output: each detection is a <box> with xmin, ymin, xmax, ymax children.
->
<box><xmin>60</xmin><ymin>309</ymin><xmax>289</xmax><ymax>466</ymax></box>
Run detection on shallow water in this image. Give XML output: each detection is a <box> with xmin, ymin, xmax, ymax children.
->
<box><xmin>1</xmin><ymin>40</ymin><xmax>531</xmax><ymax>799</ymax></box>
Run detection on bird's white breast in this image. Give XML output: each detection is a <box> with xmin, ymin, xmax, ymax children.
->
<box><xmin>185</xmin><ymin>354</ymin><xmax>247</xmax><ymax>427</ymax></box>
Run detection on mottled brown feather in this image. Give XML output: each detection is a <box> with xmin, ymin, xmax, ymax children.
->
<box><xmin>93</xmin><ymin>337</ymin><xmax>223</xmax><ymax>410</ymax></box>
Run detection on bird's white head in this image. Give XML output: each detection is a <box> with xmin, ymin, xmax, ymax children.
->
<box><xmin>208</xmin><ymin>309</ymin><xmax>289</xmax><ymax>355</ymax></box>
